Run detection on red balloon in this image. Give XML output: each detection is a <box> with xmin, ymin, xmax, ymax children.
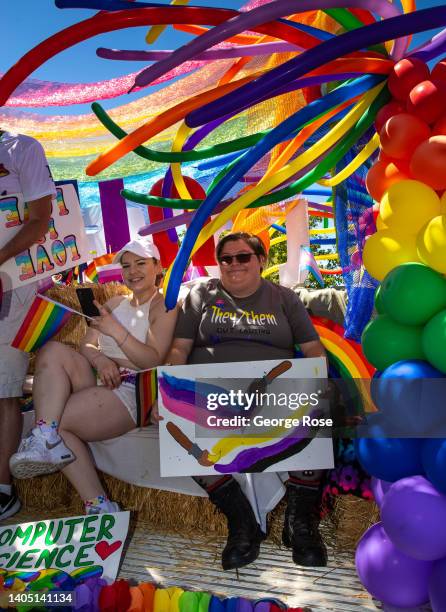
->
<box><xmin>431</xmin><ymin>59</ymin><xmax>446</xmax><ymax>84</ymax></box>
<box><xmin>380</xmin><ymin>113</ymin><xmax>431</xmax><ymax>160</ymax></box>
<box><xmin>388</xmin><ymin>58</ymin><xmax>430</xmax><ymax>101</ymax></box>
<box><xmin>433</xmin><ymin>114</ymin><xmax>446</xmax><ymax>135</ymax></box>
<box><xmin>410</xmin><ymin>136</ymin><xmax>446</xmax><ymax>190</ymax></box>
<box><xmin>407</xmin><ymin>79</ymin><xmax>446</xmax><ymax>125</ymax></box>
<box><xmin>374</xmin><ymin>100</ymin><xmax>405</xmax><ymax>133</ymax></box>
<box><xmin>149</xmin><ymin>177</ymin><xmax>216</xmax><ymax>267</ymax></box>
<box><xmin>378</xmin><ymin>151</ymin><xmax>412</xmax><ymax>175</ymax></box>
<box><xmin>151</xmin><ymin>175</ymin><xmax>205</xmax><ymax>199</ymax></box>
<box><xmin>366</xmin><ymin>159</ymin><xmax>409</xmax><ymax>202</ymax></box>
<box><xmin>372</xmin><ymin>203</ymin><xmax>380</xmax><ymax>224</ymax></box>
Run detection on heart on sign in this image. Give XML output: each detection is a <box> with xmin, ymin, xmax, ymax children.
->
<box><xmin>95</xmin><ymin>540</ymin><xmax>122</xmax><ymax>560</ymax></box>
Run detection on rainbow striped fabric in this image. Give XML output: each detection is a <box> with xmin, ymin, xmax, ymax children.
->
<box><xmin>11</xmin><ymin>295</ymin><xmax>73</xmax><ymax>353</ymax></box>
<box><xmin>299</xmin><ymin>245</ymin><xmax>325</xmax><ymax>287</ymax></box>
<box><xmin>135</xmin><ymin>368</ymin><xmax>158</xmax><ymax>427</ymax></box>
<box><xmin>84</xmin><ymin>260</ymin><xmax>98</xmax><ymax>283</ymax></box>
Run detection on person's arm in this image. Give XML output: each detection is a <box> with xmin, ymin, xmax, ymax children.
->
<box><xmin>165</xmin><ymin>337</ymin><xmax>194</xmax><ymax>365</ymax></box>
<box><xmin>90</xmin><ymin>295</ymin><xmax>178</xmax><ymax>370</ymax></box>
<box><xmin>164</xmin><ymin>283</ymin><xmax>204</xmax><ymax>365</ymax></box>
<box><xmin>300</xmin><ymin>339</ymin><xmax>327</xmax><ymax>360</ymax></box>
<box><xmin>78</xmin><ymin>319</ymin><xmax>122</xmax><ymax>389</ymax></box>
<box><xmin>0</xmin><ymin>196</ymin><xmax>52</xmax><ymax>266</ymax></box>
<box><xmin>282</xmin><ymin>287</ymin><xmax>328</xmax><ymax>364</ymax></box>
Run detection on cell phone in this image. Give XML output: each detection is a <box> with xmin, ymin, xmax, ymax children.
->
<box><xmin>76</xmin><ymin>287</ymin><xmax>100</xmax><ymax>319</ymax></box>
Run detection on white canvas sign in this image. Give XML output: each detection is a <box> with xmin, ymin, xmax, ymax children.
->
<box><xmin>0</xmin><ymin>511</ymin><xmax>129</xmax><ymax>585</ymax></box>
<box><xmin>158</xmin><ymin>357</ymin><xmax>334</xmax><ymax>477</ymax></box>
<box><xmin>0</xmin><ymin>184</ymin><xmax>88</xmax><ymax>291</ymax></box>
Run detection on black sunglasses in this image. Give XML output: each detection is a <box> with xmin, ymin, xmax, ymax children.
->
<box><xmin>218</xmin><ymin>252</ymin><xmax>257</xmax><ymax>266</ymax></box>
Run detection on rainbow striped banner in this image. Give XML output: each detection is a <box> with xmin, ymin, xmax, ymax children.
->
<box><xmin>11</xmin><ymin>295</ymin><xmax>87</xmax><ymax>353</ymax></box>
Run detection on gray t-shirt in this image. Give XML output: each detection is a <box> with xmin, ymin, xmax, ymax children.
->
<box><xmin>175</xmin><ymin>278</ymin><xmax>319</xmax><ymax>364</ymax></box>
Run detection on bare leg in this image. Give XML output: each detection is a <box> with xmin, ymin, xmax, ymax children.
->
<box><xmin>59</xmin><ymin>386</ymin><xmax>135</xmax><ymax>501</ymax></box>
<box><xmin>0</xmin><ymin>398</ymin><xmax>22</xmax><ymax>484</ymax></box>
<box><xmin>33</xmin><ymin>341</ymin><xmax>96</xmax><ymax>423</ymax></box>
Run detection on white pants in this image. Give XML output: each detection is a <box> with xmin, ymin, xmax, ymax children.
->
<box><xmin>0</xmin><ymin>285</ymin><xmax>37</xmax><ymax>398</ymax></box>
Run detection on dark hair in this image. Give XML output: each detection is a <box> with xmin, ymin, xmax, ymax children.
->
<box><xmin>216</xmin><ymin>232</ymin><xmax>267</xmax><ymax>260</ymax></box>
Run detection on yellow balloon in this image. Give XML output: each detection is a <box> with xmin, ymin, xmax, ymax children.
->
<box><xmin>440</xmin><ymin>191</ymin><xmax>446</xmax><ymax>215</ymax></box>
<box><xmin>417</xmin><ymin>215</ymin><xmax>446</xmax><ymax>274</ymax></box>
<box><xmin>380</xmin><ymin>180</ymin><xmax>441</xmax><ymax>234</ymax></box>
<box><xmin>363</xmin><ymin>230</ymin><xmax>420</xmax><ymax>281</ymax></box>
<box><xmin>376</xmin><ymin>213</ymin><xmax>388</xmax><ymax>231</ymax></box>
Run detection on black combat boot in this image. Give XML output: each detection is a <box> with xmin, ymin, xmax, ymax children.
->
<box><xmin>209</xmin><ymin>478</ymin><xmax>265</xmax><ymax>570</ymax></box>
<box><xmin>282</xmin><ymin>484</ymin><xmax>328</xmax><ymax>567</ymax></box>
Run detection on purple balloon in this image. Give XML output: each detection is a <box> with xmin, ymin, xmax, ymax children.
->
<box><xmin>96</xmin><ymin>42</ymin><xmax>302</xmax><ymax>62</ymax></box>
<box><xmin>429</xmin><ymin>557</ymin><xmax>446</xmax><ymax>612</ymax></box>
<box><xmin>370</xmin><ymin>476</ymin><xmax>392</xmax><ymax>508</ymax></box>
<box><xmin>253</xmin><ymin>604</ymin><xmax>271</xmax><ymax>612</ymax></box>
<box><xmin>186</xmin><ymin>6</ymin><xmax>446</xmax><ymax>128</ymax></box>
<box><xmin>356</xmin><ymin>522</ymin><xmax>432</xmax><ymax>607</ymax></box>
<box><xmin>382</xmin><ymin>476</ymin><xmax>446</xmax><ymax>561</ymax></box>
<box><xmin>130</xmin><ymin>0</ymin><xmax>403</xmax><ymax>89</ymax></box>
<box><xmin>410</xmin><ymin>28</ymin><xmax>446</xmax><ymax>62</ymax></box>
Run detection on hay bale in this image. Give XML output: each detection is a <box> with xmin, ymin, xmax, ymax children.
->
<box><xmin>15</xmin><ymin>473</ymin><xmax>378</xmax><ymax>550</ymax></box>
<box><xmin>328</xmin><ymin>496</ymin><xmax>380</xmax><ymax>551</ymax></box>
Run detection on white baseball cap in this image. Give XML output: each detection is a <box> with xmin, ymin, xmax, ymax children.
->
<box><xmin>113</xmin><ymin>237</ymin><xmax>160</xmax><ymax>264</ymax></box>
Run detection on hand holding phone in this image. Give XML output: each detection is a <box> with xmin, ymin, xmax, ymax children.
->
<box><xmin>76</xmin><ymin>287</ymin><xmax>100</xmax><ymax>319</ymax></box>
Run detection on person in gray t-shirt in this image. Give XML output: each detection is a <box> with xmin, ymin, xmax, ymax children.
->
<box><xmin>167</xmin><ymin>232</ymin><xmax>328</xmax><ymax>571</ymax></box>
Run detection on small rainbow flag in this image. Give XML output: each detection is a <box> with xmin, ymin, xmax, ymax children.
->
<box><xmin>135</xmin><ymin>368</ymin><xmax>158</xmax><ymax>427</ymax></box>
<box><xmin>85</xmin><ymin>260</ymin><xmax>98</xmax><ymax>283</ymax></box>
<box><xmin>11</xmin><ymin>295</ymin><xmax>78</xmax><ymax>353</ymax></box>
<box><xmin>299</xmin><ymin>245</ymin><xmax>325</xmax><ymax>287</ymax></box>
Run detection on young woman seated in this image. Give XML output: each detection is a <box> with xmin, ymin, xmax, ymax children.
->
<box><xmin>10</xmin><ymin>238</ymin><xmax>177</xmax><ymax>514</ymax></box>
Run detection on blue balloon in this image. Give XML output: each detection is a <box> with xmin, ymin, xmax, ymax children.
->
<box><xmin>422</xmin><ymin>439</ymin><xmax>446</xmax><ymax>494</ymax></box>
<box><xmin>355</xmin><ymin>413</ymin><xmax>424</xmax><ymax>482</ymax></box>
<box><xmin>371</xmin><ymin>360</ymin><xmax>446</xmax><ymax>436</ymax></box>
<box><xmin>164</xmin><ymin>74</ymin><xmax>384</xmax><ymax>310</ymax></box>
<box><xmin>209</xmin><ymin>596</ymin><xmax>226</xmax><ymax>612</ymax></box>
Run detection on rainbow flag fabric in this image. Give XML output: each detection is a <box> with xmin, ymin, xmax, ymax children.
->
<box><xmin>135</xmin><ymin>368</ymin><xmax>158</xmax><ymax>427</ymax></box>
<box><xmin>299</xmin><ymin>245</ymin><xmax>325</xmax><ymax>287</ymax></box>
<box><xmin>84</xmin><ymin>260</ymin><xmax>98</xmax><ymax>283</ymax></box>
<box><xmin>11</xmin><ymin>295</ymin><xmax>73</xmax><ymax>353</ymax></box>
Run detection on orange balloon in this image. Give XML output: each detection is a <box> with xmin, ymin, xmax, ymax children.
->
<box><xmin>380</xmin><ymin>113</ymin><xmax>431</xmax><ymax>160</ymax></box>
<box><xmin>410</xmin><ymin>136</ymin><xmax>446</xmax><ymax>190</ymax></box>
<box><xmin>366</xmin><ymin>160</ymin><xmax>409</xmax><ymax>202</ymax></box>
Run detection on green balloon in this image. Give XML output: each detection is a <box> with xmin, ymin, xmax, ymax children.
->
<box><xmin>361</xmin><ymin>315</ymin><xmax>425</xmax><ymax>371</ymax></box>
<box><xmin>422</xmin><ymin>309</ymin><xmax>446</xmax><ymax>374</ymax></box>
<box><xmin>374</xmin><ymin>285</ymin><xmax>386</xmax><ymax>314</ymax></box>
<box><xmin>381</xmin><ymin>263</ymin><xmax>446</xmax><ymax>326</ymax></box>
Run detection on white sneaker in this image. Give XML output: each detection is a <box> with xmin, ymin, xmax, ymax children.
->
<box><xmin>85</xmin><ymin>501</ymin><xmax>121</xmax><ymax>515</ymax></box>
<box><xmin>10</xmin><ymin>428</ymin><xmax>75</xmax><ymax>479</ymax></box>
<box><xmin>0</xmin><ymin>487</ymin><xmax>21</xmax><ymax>522</ymax></box>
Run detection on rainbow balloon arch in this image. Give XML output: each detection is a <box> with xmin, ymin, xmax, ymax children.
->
<box><xmin>2</xmin><ymin>0</ymin><xmax>446</xmax><ymax>609</ymax></box>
